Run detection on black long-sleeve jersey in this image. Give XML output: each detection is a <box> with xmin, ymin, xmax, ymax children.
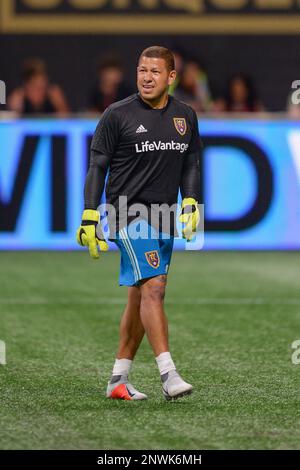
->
<box><xmin>88</xmin><ymin>93</ymin><xmax>201</xmax><ymax>235</ymax></box>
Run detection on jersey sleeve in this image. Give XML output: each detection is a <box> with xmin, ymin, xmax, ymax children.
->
<box><xmin>90</xmin><ymin>107</ymin><xmax>119</xmax><ymax>158</ymax></box>
<box><xmin>180</xmin><ymin>109</ymin><xmax>201</xmax><ymax>202</ymax></box>
<box><xmin>188</xmin><ymin>109</ymin><xmax>202</xmax><ymax>154</ymax></box>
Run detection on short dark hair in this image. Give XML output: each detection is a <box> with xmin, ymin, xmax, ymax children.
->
<box><xmin>22</xmin><ymin>58</ymin><xmax>47</xmax><ymax>82</ymax></box>
<box><xmin>138</xmin><ymin>46</ymin><xmax>175</xmax><ymax>72</ymax></box>
<box><xmin>97</xmin><ymin>55</ymin><xmax>123</xmax><ymax>73</ymax></box>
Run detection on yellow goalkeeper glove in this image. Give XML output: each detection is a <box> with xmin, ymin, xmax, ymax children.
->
<box><xmin>76</xmin><ymin>209</ymin><xmax>109</xmax><ymax>259</ymax></box>
<box><xmin>178</xmin><ymin>197</ymin><xmax>200</xmax><ymax>241</ymax></box>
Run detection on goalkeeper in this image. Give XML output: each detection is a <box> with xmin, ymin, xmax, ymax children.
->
<box><xmin>77</xmin><ymin>46</ymin><xmax>201</xmax><ymax>401</ymax></box>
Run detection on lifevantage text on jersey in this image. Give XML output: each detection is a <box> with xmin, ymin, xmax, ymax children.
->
<box><xmin>135</xmin><ymin>140</ymin><xmax>189</xmax><ymax>154</ymax></box>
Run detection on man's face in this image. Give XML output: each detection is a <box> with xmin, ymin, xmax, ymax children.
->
<box><xmin>25</xmin><ymin>74</ymin><xmax>48</xmax><ymax>105</ymax></box>
<box><xmin>137</xmin><ymin>56</ymin><xmax>176</xmax><ymax>102</ymax></box>
<box><xmin>100</xmin><ymin>66</ymin><xmax>123</xmax><ymax>87</ymax></box>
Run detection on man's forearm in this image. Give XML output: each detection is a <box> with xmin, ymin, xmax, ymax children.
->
<box><xmin>180</xmin><ymin>152</ymin><xmax>201</xmax><ymax>202</ymax></box>
<box><xmin>84</xmin><ymin>150</ymin><xmax>110</xmax><ymax>209</ymax></box>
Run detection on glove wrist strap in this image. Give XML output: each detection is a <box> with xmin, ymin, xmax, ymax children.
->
<box><xmin>82</xmin><ymin>209</ymin><xmax>99</xmax><ymax>223</ymax></box>
<box><xmin>182</xmin><ymin>197</ymin><xmax>197</xmax><ymax>207</ymax></box>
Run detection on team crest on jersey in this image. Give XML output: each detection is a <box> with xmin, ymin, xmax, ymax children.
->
<box><xmin>145</xmin><ymin>251</ymin><xmax>160</xmax><ymax>268</ymax></box>
<box><xmin>173</xmin><ymin>117</ymin><xmax>187</xmax><ymax>136</ymax></box>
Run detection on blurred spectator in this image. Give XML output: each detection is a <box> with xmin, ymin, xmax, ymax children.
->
<box><xmin>287</xmin><ymin>89</ymin><xmax>300</xmax><ymax>118</ymax></box>
<box><xmin>173</xmin><ymin>60</ymin><xmax>212</xmax><ymax>112</ymax></box>
<box><xmin>88</xmin><ymin>57</ymin><xmax>132</xmax><ymax>113</ymax></box>
<box><xmin>7</xmin><ymin>58</ymin><xmax>69</xmax><ymax>115</ymax></box>
<box><xmin>168</xmin><ymin>49</ymin><xmax>184</xmax><ymax>96</ymax></box>
<box><xmin>214</xmin><ymin>74</ymin><xmax>264</xmax><ymax>112</ymax></box>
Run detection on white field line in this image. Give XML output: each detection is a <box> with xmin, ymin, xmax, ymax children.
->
<box><xmin>0</xmin><ymin>298</ymin><xmax>300</xmax><ymax>305</ymax></box>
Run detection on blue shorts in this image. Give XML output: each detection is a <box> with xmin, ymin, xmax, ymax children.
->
<box><xmin>114</xmin><ymin>219</ymin><xmax>174</xmax><ymax>287</ymax></box>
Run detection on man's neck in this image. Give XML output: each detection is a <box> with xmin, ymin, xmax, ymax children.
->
<box><xmin>140</xmin><ymin>92</ymin><xmax>169</xmax><ymax>109</ymax></box>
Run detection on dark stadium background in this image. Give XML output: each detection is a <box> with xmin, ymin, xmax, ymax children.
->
<box><xmin>2</xmin><ymin>34</ymin><xmax>299</xmax><ymax>112</ymax></box>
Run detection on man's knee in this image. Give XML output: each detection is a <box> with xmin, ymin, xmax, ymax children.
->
<box><xmin>141</xmin><ymin>275</ymin><xmax>167</xmax><ymax>303</ymax></box>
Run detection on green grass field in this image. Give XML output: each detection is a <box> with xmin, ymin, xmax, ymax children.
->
<box><xmin>1</xmin><ymin>251</ymin><xmax>300</xmax><ymax>450</ymax></box>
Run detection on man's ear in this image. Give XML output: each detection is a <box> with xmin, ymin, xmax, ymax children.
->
<box><xmin>168</xmin><ymin>70</ymin><xmax>177</xmax><ymax>86</ymax></box>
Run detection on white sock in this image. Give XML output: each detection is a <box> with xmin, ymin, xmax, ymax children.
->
<box><xmin>155</xmin><ymin>352</ymin><xmax>176</xmax><ymax>376</ymax></box>
<box><xmin>112</xmin><ymin>358</ymin><xmax>132</xmax><ymax>377</ymax></box>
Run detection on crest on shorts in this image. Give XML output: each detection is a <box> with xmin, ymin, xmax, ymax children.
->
<box><xmin>173</xmin><ymin>117</ymin><xmax>187</xmax><ymax>136</ymax></box>
<box><xmin>145</xmin><ymin>250</ymin><xmax>160</xmax><ymax>268</ymax></box>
